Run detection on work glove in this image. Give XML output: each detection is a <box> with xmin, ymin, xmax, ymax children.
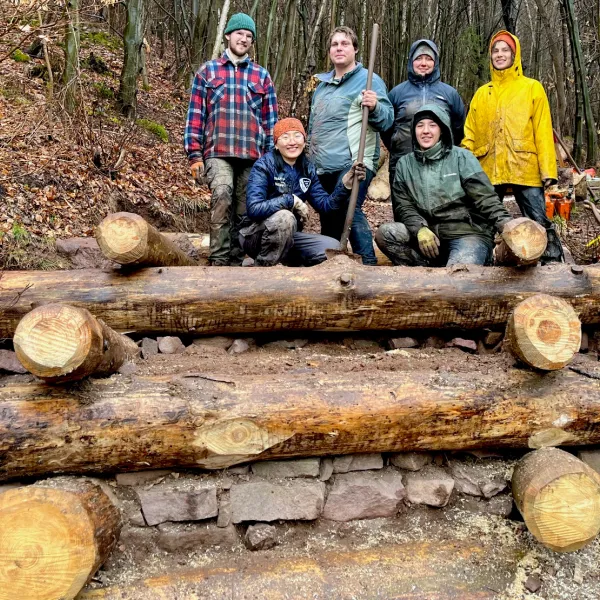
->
<box><xmin>292</xmin><ymin>195</ymin><xmax>309</xmax><ymax>228</ymax></box>
<box><xmin>417</xmin><ymin>227</ymin><xmax>440</xmax><ymax>259</ymax></box>
<box><xmin>342</xmin><ymin>161</ymin><xmax>367</xmax><ymax>190</ymax></box>
<box><xmin>190</xmin><ymin>160</ymin><xmax>205</xmax><ymax>184</ymax></box>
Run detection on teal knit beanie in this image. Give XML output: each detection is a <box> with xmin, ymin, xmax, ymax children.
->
<box><xmin>224</xmin><ymin>13</ymin><xmax>256</xmax><ymax>39</ymax></box>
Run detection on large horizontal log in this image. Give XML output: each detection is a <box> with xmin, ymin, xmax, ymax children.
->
<box><xmin>1</xmin><ymin>368</ymin><xmax>599</xmax><ymax>481</ymax></box>
<box><xmin>1</xmin><ymin>256</ymin><xmax>599</xmax><ymax>337</ymax></box>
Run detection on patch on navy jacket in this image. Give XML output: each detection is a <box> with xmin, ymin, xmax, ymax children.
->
<box><xmin>274</xmin><ymin>176</ymin><xmax>288</xmax><ymax>193</ymax></box>
<box><xmin>299</xmin><ymin>178</ymin><xmax>311</xmax><ymax>193</ymax></box>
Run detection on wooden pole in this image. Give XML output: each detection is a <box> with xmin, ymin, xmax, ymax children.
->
<box><xmin>1</xmin><ymin>368</ymin><xmax>600</xmax><ymax>480</ymax></box>
<box><xmin>494</xmin><ymin>217</ymin><xmax>547</xmax><ymax>267</ymax></box>
<box><xmin>0</xmin><ymin>478</ymin><xmax>121</xmax><ymax>600</ymax></box>
<box><xmin>512</xmin><ymin>448</ymin><xmax>600</xmax><ymax>552</ymax></box>
<box><xmin>1</xmin><ymin>257</ymin><xmax>599</xmax><ymax>338</ymax></box>
<box><xmin>96</xmin><ymin>212</ymin><xmax>197</xmax><ymax>267</ymax></box>
<box><xmin>339</xmin><ymin>23</ymin><xmax>379</xmax><ymax>251</ymax></box>
<box><xmin>505</xmin><ymin>294</ymin><xmax>581</xmax><ymax>371</ymax></box>
<box><xmin>14</xmin><ymin>304</ymin><xmax>139</xmax><ymax>382</ymax></box>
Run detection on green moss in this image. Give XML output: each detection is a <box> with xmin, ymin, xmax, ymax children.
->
<box><xmin>93</xmin><ymin>81</ymin><xmax>114</xmax><ymax>99</ymax></box>
<box><xmin>11</xmin><ymin>222</ymin><xmax>29</xmax><ymax>241</ymax></box>
<box><xmin>81</xmin><ymin>31</ymin><xmax>122</xmax><ymax>51</ymax></box>
<box><xmin>137</xmin><ymin>119</ymin><xmax>169</xmax><ymax>143</ymax></box>
<box><xmin>11</xmin><ymin>49</ymin><xmax>30</xmax><ymax>63</ymax></box>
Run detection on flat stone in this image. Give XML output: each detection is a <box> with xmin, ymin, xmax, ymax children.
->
<box><xmin>323</xmin><ymin>470</ymin><xmax>405</xmax><ymax>522</ymax></box>
<box><xmin>449</xmin><ymin>461</ymin><xmax>508</xmax><ymax>498</ymax></box>
<box><xmin>138</xmin><ymin>482</ymin><xmax>218</xmax><ymax>526</ymax></box>
<box><xmin>524</xmin><ymin>575</ymin><xmax>542</xmax><ymax>593</ymax></box>
<box><xmin>578</xmin><ymin>449</ymin><xmax>600</xmax><ymax>475</ymax></box>
<box><xmin>404</xmin><ymin>466</ymin><xmax>454</xmax><ymax>507</ymax></box>
<box><xmin>141</xmin><ymin>338</ymin><xmax>158</xmax><ymax>359</ymax></box>
<box><xmin>217</xmin><ymin>496</ymin><xmax>232</xmax><ymax>528</ymax></box>
<box><xmin>156</xmin><ymin>522</ymin><xmax>238</xmax><ymax>552</ymax></box>
<box><xmin>0</xmin><ymin>350</ymin><xmax>27</xmax><ymax>374</ymax></box>
<box><xmin>484</xmin><ymin>331</ymin><xmax>504</xmax><ymax>347</ymax></box>
<box><xmin>424</xmin><ymin>336</ymin><xmax>445</xmax><ymax>349</ymax></box>
<box><xmin>228</xmin><ymin>339</ymin><xmax>250</xmax><ymax>354</ymax></box>
<box><xmin>388</xmin><ymin>337</ymin><xmax>419</xmax><ymax>350</ymax></box>
<box><xmin>262</xmin><ymin>339</ymin><xmax>309</xmax><ymax>350</ymax></box>
<box><xmin>332</xmin><ymin>454</ymin><xmax>383</xmax><ymax>473</ymax></box>
<box><xmin>191</xmin><ymin>336</ymin><xmax>233</xmax><ymax>351</ymax></box>
<box><xmin>118</xmin><ymin>361</ymin><xmax>137</xmax><ymax>376</ymax></box>
<box><xmin>447</xmin><ymin>338</ymin><xmax>477</xmax><ymax>353</ymax></box>
<box><xmin>458</xmin><ymin>495</ymin><xmax>513</xmax><ymax>518</ymax></box>
<box><xmin>251</xmin><ymin>458</ymin><xmax>320</xmax><ymax>479</ymax></box>
<box><xmin>481</xmin><ymin>480</ymin><xmax>508</xmax><ymax>499</ymax></box>
<box><xmin>245</xmin><ymin>523</ymin><xmax>278</xmax><ymax>550</ymax></box>
<box><xmin>115</xmin><ymin>470</ymin><xmax>171</xmax><ymax>487</ymax></box>
<box><xmin>389</xmin><ymin>452</ymin><xmax>432</xmax><ymax>471</ymax></box>
<box><xmin>158</xmin><ymin>336</ymin><xmax>185</xmax><ymax>354</ymax></box>
<box><xmin>319</xmin><ymin>458</ymin><xmax>334</xmax><ymax>481</ymax></box>
<box><xmin>230</xmin><ymin>481</ymin><xmax>325</xmax><ymax>523</ymax></box>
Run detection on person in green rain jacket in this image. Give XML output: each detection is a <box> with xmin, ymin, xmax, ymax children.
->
<box><xmin>375</xmin><ymin>104</ymin><xmax>514</xmax><ymax>266</ymax></box>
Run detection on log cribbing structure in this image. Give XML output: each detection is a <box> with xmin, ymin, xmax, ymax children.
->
<box><xmin>506</xmin><ymin>294</ymin><xmax>582</xmax><ymax>371</ymax></box>
<box><xmin>0</xmin><ymin>369</ymin><xmax>599</xmax><ymax>480</ymax></box>
<box><xmin>14</xmin><ymin>304</ymin><xmax>139</xmax><ymax>382</ymax></box>
<box><xmin>1</xmin><ymin>256</ymin><xmax>599</xmax><ymax>338</ymax></box>
<box><xmin>0</xmin><ymin>478</ymin><xmax>121</xmax><ymax>600</ymax></box>
<box><xmin>96</xmin><ymin>212</ymin><xmax>198</xmax><ymax>267</ymax></box>
<box><xmin>494</xmin><ymin>217</ymin><xmax>547</xmax><ymax>266</ymax></box>
<box><xmin>512</xmin><ymin>448</ymin><xmax>600</xmax><ymax>552</ymax></box>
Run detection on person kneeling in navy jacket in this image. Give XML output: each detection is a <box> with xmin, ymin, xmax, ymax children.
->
<box><xmin>240</xmin><ymin>118</ymin><xmax>365</xmax><ymax>266</ymax></box>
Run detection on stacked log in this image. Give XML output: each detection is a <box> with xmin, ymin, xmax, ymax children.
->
<box><xmin>14</xmin><ymin>304</ymin><xmax>139</xmax><ymax>382</ymax></box>
<box><xmin>494</xmin><ymin>217</ymin><xmax>547</xmax><ymax>266</ymax></box>
<box><xmin>0</xmin><ymin>478</ymin><xmax>121</xmax><ymax>599</ymax></box>
<box><xmin>0</xmin><ymin>368</ymin><xmax>599</xmax><ymax>480</ymax></box>
<box><xmin>96</xmin><ymin>212</ymin><xmax>197</xmax><ymax>267</ymax></box>
<box><xmin>512</xmin><ymin>448</ymin><xmax>600</xmax><ymax>552</ymax></box>
<box><xmin>1</xmin><ymin>257</ymin><xmax>598</xmax><ymax>338</ymax></box>
<box><xmin>505</xmin><ymin>294</ymin><xmax>582</xmax><ymax>370</ymax></box>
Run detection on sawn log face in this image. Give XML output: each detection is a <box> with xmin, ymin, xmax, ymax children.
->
<box><xmin>0</xmin><ymin>368</ymin><xmax>599</xmax><ymax>481</ymax></box>
<box><xmin>0</xmin><ymin>256</ymin><xmax>599</xmax><ymax>337</ymax></box>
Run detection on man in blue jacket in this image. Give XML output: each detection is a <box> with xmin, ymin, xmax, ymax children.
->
<box><xmin>382</xmin><ymin>39</ymin><xmax>465</xmax><ymax>186</ymax></box>
<box><xmin>308</xmin><ymin>26</ymin><xmax>393</xmax><ymax>265</ymax></box>
<box><xmin>241</xmin><ymin>118</ymin><xmax>365</xmax><ymax>266</ymax></box>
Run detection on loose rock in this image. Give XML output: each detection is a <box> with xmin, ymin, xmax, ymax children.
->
<box><xmin>0</xmin><ymin>350</ymin><xmax>27</xmax><ymax>374</ymax></box>
<box><xmin>323</xmin><ymin>470</ymin><xmax>405</xmax><ymax>521</ymax></box>
<box><xmin>333</xmin><ymin>454</ymin><xmax>383</xmax><ymax>473</ymax></box>
<box><xmin>483</xmin><ymin>331</ymin><xmax>504</xmax><ymax>347</ymax></box>
<box><xmin>524</xmin><ymin>575</ymin><xmax>542</xmax><ymax>593</ymax></box>
<box><xmin>251</xmin><ymin>458</ymin><xmax>320</xmax><ymax>479</ymax></box>
<box><xmin>228</xmin><ymin>339</ymin><xmax>251</xmax><ymax>354</ymax></box>
<box><xmin>319</xmin><ymin>458</ymin><xmax>334</xmax><ymax>481</ymax></box>
<box><xmin>141</xmin><ymin>337</ymin><xmax>158</xmax><ymax>359</ymax></box>
<box><xmin>244</xmin><ymin>523</ymin><xmax>278</xmax><ymax>550</ymax></box>
<box><xmin>389</xmin><ymin>452</ymin><xmax>432</xmax><ymax>471</ymax></box>
<box><xmin>458</xmin><ymin>495</ymin><xmax>513</xmax><ymax>518</ymax></box>
<box><xmin>230</xmin><ymin>481</ymin><xmax>325</xmax><ymax>523</ymax></box>
<box><xmin>156</xmin><ymin>522</ymin><xmax>238</xmax><ymax>552</ymax></box>
<box><xmin>404</xmin><ymin>466</ymin><xmax>454</xmax><ymax>507</ymax></box>
<box><xmin>447</xmin><ymin>338</ymin><xmax>477</xmax><ymax>353</ymax></box>
<box><xmin>158</xmin><ymin>336</ymin><xmax>185</xmax><ymax>354</ymax></box>
<box><xmin>424</xmin><ymin>336</ymin><xmax>445</xmax><ymax>349</ymax></box>
<box><xmin>191</xmin><ymin>336</ymin><xmax>233</xmax><ymax>351</ymax></box>
<box><xmin>217</xmin><ymin>495</ymin><xmax>232</xmax><ymax>528</ymax></box>
<box><xmin>388</xmin><ymin>337</ymin><xmax>419</xmax><ymax>350</ymax></box>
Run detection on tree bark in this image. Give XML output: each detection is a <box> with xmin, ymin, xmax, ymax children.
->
<box><xmin>210</xmin><ymin>0</ymin><xmax>229</xmax><ymax>60</ymax></box>
<box><xmin>506</xmin><ymin>294</ymin><xmax>581</xmax><ymax>371</ymax></box>
<box><xmin>494</xmin><ymin>218</ymin><xmax>548</xmax><ymax>267</ymax></box>
<box><xmin>119</xmin><ymin>0</ymin><xmax>145</xmax><ymax>117</ymax></box>
<box><xmin>1</xmin><ymin>257</ymin><xmax>599</xmax><ymax>339</ymax></box>
<box><xmin>0</xmin><ymin>477</ymin><xmax>121</xmax><ymax>599</ymax></box>
<box><xmin>13</xmin><ymin>304</ymin><xmax>139</xmax><ymax>382</ymax></box>
<box><xmin>63</xmin><ymin>0</ymin><xmax>80</xmax><ymax>113</ymax></box>
<box><xmin>96</xmin><ymin>212</ymin><xmax>198</xmax><ymax>267</ymax></box>
<box><xmin>1</xmin><ymin>368</ymin><xmax>600</xmax><ymax>480</ymax></box>
<box><xmin>512</xmin><ymin>448</ymin><xmax>600</xmax><ymax>552</ymax></box>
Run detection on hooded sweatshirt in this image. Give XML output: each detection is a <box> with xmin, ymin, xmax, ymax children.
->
<box><xmin>392</xmin><ymin>104</ymin><xmax>511</xmax><ymax>242</ymax></box>
<box><xmin>383</xmin><ymin>40</ymin><xmax>465</xmax><ymax>177</ymax></box>
<box><xmin>462</xmin><ymin>31</ymin><xmax>557</xmax><ymax>187</ymax></box>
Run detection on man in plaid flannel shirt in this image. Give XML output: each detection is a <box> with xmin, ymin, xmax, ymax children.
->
<box><xmin>184</xmin><ymin>13</ymin><xmax>278</xmax><ymax>266</ymax></box>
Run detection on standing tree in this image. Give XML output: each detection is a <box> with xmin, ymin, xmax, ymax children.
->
<box><xmin>63</xmin><ymin>0</ymin><xmax>80</xmax><ymax>113</ymax></box>
<box><xmin>119</xmin><ymin>0</ymin><xmax>145</xmax><ymax>117</ymax></box>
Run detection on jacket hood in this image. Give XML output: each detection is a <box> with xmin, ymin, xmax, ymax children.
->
<box><xmin>411</xmin><ymin>103</ymin><xmax>453</xmax><ymax>155</ymax></box>
<box><xmin>407</xmin><ymin>39</ymin><xmax>441</xmax><ymax>84</ymax></box>
<box><xmin>489</xmin><ymin>30</ymin><xmax>522</xmax><ymax>84</ymax></box>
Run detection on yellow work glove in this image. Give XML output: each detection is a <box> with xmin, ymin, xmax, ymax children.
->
<box><xmin>417</xmin><ymin>227</ymin><xmax>440</xmax><ymax>259</ymax></box>
<box><xmin>190</xmin><ymin>160</ymin><xmax>205</xmax><ymax>184</ymax></box>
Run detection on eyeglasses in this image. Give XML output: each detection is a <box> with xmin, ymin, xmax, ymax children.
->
<box><xmin>278</xmin><ymin>132</ymin><xmax>305</xmax><ymax>143</ymax></box>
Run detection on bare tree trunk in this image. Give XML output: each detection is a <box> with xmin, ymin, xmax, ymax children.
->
<box><xmin>358</xmin><ymin>0</ymin><xmax>367</xmax><ymax>60</ymax></box>
<box><xmin>274</xmin><ymin>0</ymin><xmax>298</xmax><ymax>89</ymax></box>
<box><xmin>63</xmin><ymin>0</ymin><xmax>80</xmax><ymax>113</ymax></box>
<box><xmin>119</xmin><ymin>0</ymin><xmax>145</xmax><ymax>117</ymax></box>
<box><xmin>211</xmin><ymin>0</ymin><xmax>230</xmax><ymax>60</ymax></box>
<box><xmin>261</xmin><ymin>0</ymin><xmax>278</xmax><ymax>67</ymax></box>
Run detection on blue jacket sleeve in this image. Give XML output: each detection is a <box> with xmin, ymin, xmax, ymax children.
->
<box><xmin>450</xmin><ymin>89</ymin><xmax>466</xmax><ymax>146</ymax></box>
<box><xmin>368</xmin><ymin>75</ymin><xmax>394</xmax><ymax>133</ymax></box>
<box><xmin>246</xmin><ymin>159</ymin><xmax>294</xmax><ymax>222</ymax></box>
<box><xmin>305</xmin><ymin>168</ymin><xmax>350</xmax><ymax>213</ymax></box>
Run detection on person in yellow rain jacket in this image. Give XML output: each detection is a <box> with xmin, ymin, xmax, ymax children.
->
<box><xmin>462</xmin><ymin>31</ymin><xmax>563</xmax><ymax>263</ymax></box>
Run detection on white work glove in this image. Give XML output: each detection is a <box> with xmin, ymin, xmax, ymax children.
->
<box><xmin>292</xmin><ymin>195</ymin><xmax>309</xmax><ymax>228</ymax></box>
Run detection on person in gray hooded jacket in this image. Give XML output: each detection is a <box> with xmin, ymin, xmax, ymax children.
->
<box><xmin>382</xmin><ymin>40</ymin><xmax>465</xmax><ymax>185</ymax></box>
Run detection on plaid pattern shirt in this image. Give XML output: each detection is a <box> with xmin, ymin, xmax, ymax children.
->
<box><xmin>184</xmin><ymin>53</ymin><xmax>278</xmax><ymax>163</ymax></box>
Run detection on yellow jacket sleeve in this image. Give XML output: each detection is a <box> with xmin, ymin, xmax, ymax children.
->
<box><xmin>531</xmin><ymin>81</ymin><xmax>557</xmax><ymax>182</ymax></box>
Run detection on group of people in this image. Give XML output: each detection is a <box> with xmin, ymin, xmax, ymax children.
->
<box><xmin>184</xmin><ymin>14</ymin><xmax>563</xmax><ymax>268</ymax></box>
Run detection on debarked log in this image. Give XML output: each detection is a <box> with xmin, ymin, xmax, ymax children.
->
<box><xmin>1</xmin><ymin>368</ymin><xmax>600</xmax><ymax>481</ymax></box>
<box><xmin>0</xmin><ymin>477</ymin><xmax>121</xmax><ymax>600</ymax></box>
<box><xmin>494</xmin><ymin>217</ymin><xmax>547</xmax><ymax>267</ymax></box>
<box><xmin>1</xmin><ymin>256</ymin><xmax>599</xmax><ymax>338</ymax></box>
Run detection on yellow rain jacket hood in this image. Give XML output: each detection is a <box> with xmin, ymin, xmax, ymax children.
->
<box><xmin>462</xmin><ymin>31</ymin><xmax>557</xmax><ymax>187</ymax></box>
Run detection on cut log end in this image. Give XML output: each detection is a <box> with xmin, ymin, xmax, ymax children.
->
<box><xmin>96</xmin><ymin>212</ymin><xmax>148</xmax><ymax>264</ymax></box>
<box><xmin>0</xmin><ymin>482</ymin><xmax>121</xmax><ymax>600</ymax></box>
<box><xmin>506</xmin><ymin>294</ymin><xmax>581</xmax><ymax>370</ymax></box>
<box><xmin>495</xmin><ymin>218</ymin><xmax>547</xmax><ymax>266</ymax></box>
<box><xmin>14</xmin><ymin>304</ymin><xmax>102</xmax><ymax>379</ymax></box>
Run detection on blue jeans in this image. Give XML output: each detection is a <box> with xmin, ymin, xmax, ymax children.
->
<box><xmin>375</xmin><ymin>222</ymin><xmax>492</xmax><ymax>266</ymax></box>
<box><xmin>318</xmin><ymin>167</ymin><xmax>377</xmax><ymax>265</ymax></box>
<box><xmin>495</xmin><ymin>184</ymin><xmax>564</xmax><ymax>263</ymax></box>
